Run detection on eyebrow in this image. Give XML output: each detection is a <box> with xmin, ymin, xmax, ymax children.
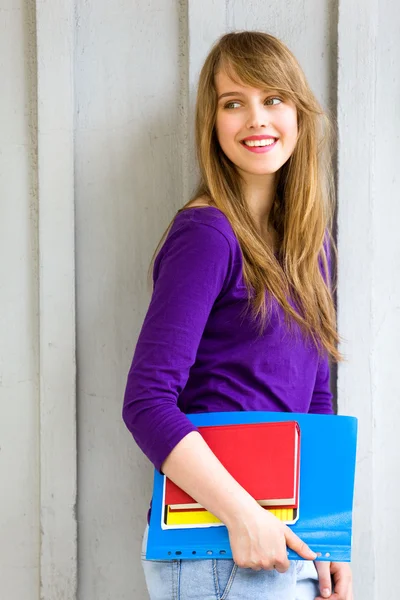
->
<box><xmin>217</xmin><ymin>91</ymin><xmax>246</xmax><ymax>101</ymax></box>
<box><xmin>217</xmin><ymin>90</ymin><xmax>277</xmax><ymax>101</ymax></box>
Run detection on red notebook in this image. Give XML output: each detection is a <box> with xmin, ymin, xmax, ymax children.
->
<box><xmin>165</xmin><ymin>421</ymin><xmax>300</xmax><ymax>510</ymax></box>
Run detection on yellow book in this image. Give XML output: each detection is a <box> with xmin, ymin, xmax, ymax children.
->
<box><xmin>165</xmin><ymin>506</ymin><xmax>296</xmax><ymax>526</ymax></box>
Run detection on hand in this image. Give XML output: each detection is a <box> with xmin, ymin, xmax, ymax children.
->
<box><xmin>226</xmin><ymin>504</ymin><xmax>317</xmax><ymax>572</ymax></box>
<box><xmin>314</xmin><ymin>561</ymin><xmax>353</xmax><ymax>600</ymax></box>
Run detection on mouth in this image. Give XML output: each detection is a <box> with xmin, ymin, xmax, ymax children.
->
<box><xmin>240</xmin><ymin>138</ymin><xmax>278</xmax><ymax>153</ymax></box>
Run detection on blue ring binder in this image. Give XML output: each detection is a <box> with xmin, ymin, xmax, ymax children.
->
<box><xmin>146</xmin><ymin>411</ymin><xmax>358</xmax><ymax>562</ymax></box>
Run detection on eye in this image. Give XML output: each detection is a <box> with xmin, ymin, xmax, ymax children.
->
<box><xmin>265</xmin><ymin>97</ymin><xmax>282</xmax><ymax>106</ymax></box>
<box><xmin>223</xmin><ymin>96</ymin><xmax>283</xmax><ymax>109</ymax></box>
<box><xmin>224</xmin><ymin>101</ymin><xmax>241</xmax><ymax>109</ymax></box>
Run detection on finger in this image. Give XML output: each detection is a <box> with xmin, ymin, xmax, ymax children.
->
<box><xmin>316</xmin><ymin>594</ymin><xmax>349</xmax><ymax>600</ymax></box>
<box><xmin>332</xmin><ymin>577</ymin><xmax>352</xmax><ymax>600</ymax></box>
<box><xmin>274</xmin><ymin>558</ymin><xmax>290</xmax><ymax>574</ymax></box>
<box><xmin>316</xmin><ymin>582</ymin><xmax>352</xmax><ymax>600</ymax></box>
<box><xmin>314</xmin><ymin>561</ymin><xmax>332</xmax><ymax>598</ymax></box>
<box><xmin>330</xmin><ymin>564</ymin><xmax>352</xmax><ymax>600</ymax></box>
<box><xmin>284</xmin><ymin>528</ymin><xmax>317</xmax><ymax>560</ymax></box>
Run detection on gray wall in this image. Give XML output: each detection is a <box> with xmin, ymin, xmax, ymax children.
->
<box><xmin>0</xmin><ymin>1</ymin><xmax>39</xmax><ymax>598</ymax></box>
<box><xmin>1</xmin><ymin>1</ymin><xmax>399</xmax><ymax>599</ymax></box>
<box><xmin>337</xmin><ymin>1</ymin><xmax>400</xmax><ymax>598</ymax></box>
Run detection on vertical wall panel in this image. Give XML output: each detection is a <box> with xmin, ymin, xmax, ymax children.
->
<box><xmin>371</xmin><ymin>1</ymin><xmax>400</xmax><ymax>598</ymax></box>
<box><xmin>0</xmin><ymin>2</ymin><xmax>40</xmax><ymax>599</ymax></box>
<box><xmin>36</xmin><ymin>0</ymin><xmax>77</xmax><ymax>598</ymax></box>
<box><xmin>75</xmin><ymin>2</ymin><xmax>187</xmax><ymax>598</ymax></box>
<box><xmin>337</xmin><ymin>0</ymin><xmax>378</xmax><ymax>597</ymax></box>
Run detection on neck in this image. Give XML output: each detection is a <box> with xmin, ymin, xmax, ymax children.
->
<box><xmin>240</xmin><ymin>171</ymin><xmax>279</xmax><ymax>247</ymax></box>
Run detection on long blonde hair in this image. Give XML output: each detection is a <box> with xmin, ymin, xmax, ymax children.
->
<box><xmin>149</xmin><ymin>31</ymin><xmax>341</xmax><ymax>362</ymax></box>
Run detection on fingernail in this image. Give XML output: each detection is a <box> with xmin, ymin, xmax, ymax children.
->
<box><xmin>322</xmin><ymin>589</ymin><xmax>331</xmax><ymax>598</ymax></box>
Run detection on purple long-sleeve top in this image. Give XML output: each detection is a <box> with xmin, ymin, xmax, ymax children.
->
<box><xmin>122</xmin><ymin>206</ymin><xmax>333</xmax><ymax>472</ymax></box>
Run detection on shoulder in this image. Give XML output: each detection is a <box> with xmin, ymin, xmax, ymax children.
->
<box><xmin>153</xmin><ymin>208</ymin><xmax>237</xmax><ymax>295</ymax></box>
<box><xmin>185</xmin><ymin>196</ymin><xmax>212</xmax><ymax>209</ymax></box>
<box><xmin>171</xmin><ymin>198</ymin><xmax>238</xmax><ymax>249</ymax></box>
<box><xmin>153</xmin><ymin>200</ymin><xmax>242</xmax><ymax>284</ymax></box>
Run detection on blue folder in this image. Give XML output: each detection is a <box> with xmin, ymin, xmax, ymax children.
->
<box><xmin>146</xmin><ymin>411</ymin><xmax>358</xmax><ymax>562</ymax></box>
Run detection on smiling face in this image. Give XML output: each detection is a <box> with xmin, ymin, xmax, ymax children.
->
<box><xmin>214</xmin><ymin>69</ymin><xmax>299</xmax><ymax>182</ymax></box>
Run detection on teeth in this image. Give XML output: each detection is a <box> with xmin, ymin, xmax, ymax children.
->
<box><xmin>243</xmin><ymin>139</ymin><xmax>276</xmax><ymax>147</ymax></box>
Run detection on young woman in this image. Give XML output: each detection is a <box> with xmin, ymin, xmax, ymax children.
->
<box><xmin>123</xmin><ymin>31</ymin><xmax>353</xmax><ymax>600</ymax></box>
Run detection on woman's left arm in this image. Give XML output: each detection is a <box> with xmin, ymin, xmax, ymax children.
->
<box><xmin>308</xmin><ymin>353</ymin><xmax>334</xmax><ymax>414</ymax></box>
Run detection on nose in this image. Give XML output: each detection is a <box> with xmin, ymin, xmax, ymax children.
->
<box><xmin>246</xmin><ymin>104</ymin><xmax>269</xmax><ymax>129</ymax></box>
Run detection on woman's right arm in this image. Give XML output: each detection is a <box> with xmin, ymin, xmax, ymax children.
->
<box><xmin>161</xmin><ymin>430</ymin><xmax>317</xmax><ymax>571</ymax></box>
<box><xmin>123</xmin><ymin>219</ymin><xmax>316</xmax><ymax>570</ymax></box>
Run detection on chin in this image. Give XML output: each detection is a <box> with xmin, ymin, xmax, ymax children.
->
<box><xmin>241</xmin><ymin>164</ymin><xmax>282</xmax><ymax>176</ymax></box>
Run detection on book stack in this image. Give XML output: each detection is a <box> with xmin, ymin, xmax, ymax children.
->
<box><xmin>163</xmin><ymin>421</ymin><xmax>300</xmax><ymax>528</ymax></box>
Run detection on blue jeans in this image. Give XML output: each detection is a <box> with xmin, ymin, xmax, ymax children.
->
<box><xmin>141</xmin><ymin>526</ymin><xmax>320</xmax><ymax>600</ymax></box>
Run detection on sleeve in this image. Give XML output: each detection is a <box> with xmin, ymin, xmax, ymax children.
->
<box><xmin>122</xmin><ymin>221</ymin><xmax>232</xmax><ymax>472</ymax></box>
<box><xmin>309</xmin><ymin>231</ymin><xmax>334</xmax><ymax>414</ymax></box>
<box><xmin>308</xmin><ymin>353</ymin><xmax>334</xmax><ymax>414</ymax></box>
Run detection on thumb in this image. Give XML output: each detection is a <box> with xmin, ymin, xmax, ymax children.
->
<box><xmin>284</xmin><ymin>528</ymin><xmax>317</xmax><ymax>560</ymax></box>
<box><xmin>314</xmin><ymin>561</ymin><xmax>332</xmax><ymax>598</ymax></box>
